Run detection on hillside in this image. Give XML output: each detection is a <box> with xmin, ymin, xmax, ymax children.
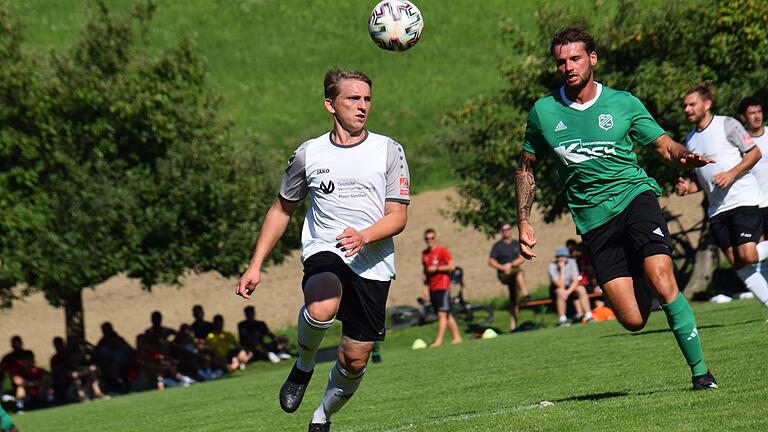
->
<box><xmin>10</xmin><ymin>0</ymin><xmax>542</xmax><ymax>191</ymax></box>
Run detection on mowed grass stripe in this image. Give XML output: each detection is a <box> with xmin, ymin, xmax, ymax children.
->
<box><xmin>11</xmin><ymin>300</ymin><xmax>768</xmax><ymax>431</ymax></box>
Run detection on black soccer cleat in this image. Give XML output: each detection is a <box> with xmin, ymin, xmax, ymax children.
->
<box><xmin>692</xmin><ymin>370</ymin><xmax>718</xmax><ymax>391</ymax></box>
<box><xmin>279</xmin><ymin>363</ymin><xmax>314</xmax><ymax>413</ymax></box>
<box><xmin>308</xmin><ymin>422</ymin><xmax>331</xmax><ymax>432</ymax></box>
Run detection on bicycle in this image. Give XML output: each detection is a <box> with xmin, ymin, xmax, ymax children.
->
<box><xmin>384</xmin><ymin>267</ymin><xmax>495</xmax><ymax>331</ymax></box>
<box><xmin>662</xmin><ymin>207</ymin><xmax>704</xmax><ymax>289</ymax></box>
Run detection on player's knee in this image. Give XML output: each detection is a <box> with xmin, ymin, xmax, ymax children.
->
<box><xmin>619</xmin><ymin>316</ymin><xmax>646</xmax><ymax>332</ymax></box>
<box><xmin>305</xmin><ymin>302</ymin><xmax>336</xmax><ymax>322</ymax></box>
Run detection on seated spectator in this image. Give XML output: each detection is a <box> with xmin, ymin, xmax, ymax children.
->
<box><xmin>190</xmin><ymin>305</ymin><xmax>215</xmax><ymax>342</ymax></box>
<box><xmin>143</xmin><ymin>311</ymin><xmax>176</xmax><ymax>349</ymax></box>
<box><xmin>0</xmin><ymin>336</ymin><xmax>53</xmax><ymax>410</ymax></box>
<box><xmin>549</xmin><ymin>247</ymin><xmax>594</xmax><ymax>326</ymax></box>
<box><xmin>571</xmin><ymin>242</ymin><xmax>606</xmax><ymax>308</ymax></box>
<box><xmin>206</xmin><ymin>315</ymin><xmax>252</xmax><ymax>371</ymax></box>
<box><xmin>50</xmin><ymin>337</ymin><xmax>105</xmax><ymax>403</ymax></box>
<box><xmin>94</xmin><ymin>322</ymin><xmax>134</xmax><ymax>394</ymax></box>
<box><xmin>129</xmin><ymin>335</ymin><xmax>195</xmax><ymax>392</ymax></box>
<box><xmin>170</xmin><ymin>324</ymin><xmax>212</xmax><ymax>382</ymax></box>
<box><xmin>238</xmin><ymin>306</ymin><xmax>290</xmax><ymax>364</ymax></box>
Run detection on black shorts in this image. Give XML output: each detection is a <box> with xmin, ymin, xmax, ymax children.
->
<box><xmin>762</xmin><ymin>207</ymin><xmax>768</xmax><ymax>239</ymax></box>
<box><xmin>709</xmin><ymin>206</ymin><xmax>763</xmax><ymax>250</ymax></box>
<box><xmin>429</xmin><ymin>289</ymin><xmax>451</xmax><ymax>312</ymax></box>
<box><xmin>302</xmin><ymin>252</ymin><xmax>390</xmax><ymax>342</ymax></box>
<box><xmin>581</xmin><ymin>191</ymin><xmax>673</xmax><ymax>286</ymax></box>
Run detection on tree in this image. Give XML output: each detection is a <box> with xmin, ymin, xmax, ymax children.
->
<box><xmin>446</xmin><ymin>0</ymin><xmax>768</xmax><ymax>295</ymax></box>
<box><xmin>0</xmin><ymin>1</ymin><xmax>300</xmax><ymax>343</ymax></box>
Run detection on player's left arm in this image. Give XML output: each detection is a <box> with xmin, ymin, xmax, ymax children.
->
<box><xmin>336</xmin><ymin>138</ymin><xmax>412</xmax><ymax>257</ymax></box>
<box><xmin>337</xmin><ymin>201</ymin><xmax>408</xmax><ymax>257</ymax></box>
<box><xmin>653</xmin><ymin>134</ymin><xmax>715</xmax><ymax>168</ymax></box>
<box><xmin>713</xmin><ymin>117</ymin><xmax>763</xmax><ymax>189</ymax></box>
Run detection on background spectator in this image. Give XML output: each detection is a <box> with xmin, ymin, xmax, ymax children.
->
<box><xmin>0</xmin><ymin>336</ymin><xmax>53</xmax><ymax>410</ymax></box>
<box><xmin>94</xmin><ymin>322</ymin><xmax>134</xmax><ymax>394</ymax></box>
<box><xmin>489</xmin><ymin>223</ymin><xmax>532</xmax><ymax>331</ymax></box>
<box><xmin>549</xmin><ymin>247</ymin><xmax>594</xmax><ymax>326</ymax></box>
<box><xmin>206</xmin><ymin>315</ymin><xmax>252</xmax><ymax>371</ymax></box>
<box><xmin>422</xmin><ymin>228</ymin><xmax>462</xmax><ymax>346</ymax></box>
<box><xmin>237</xmin><ymin>306</ymin><xmax>289</xmax><ymax>364</ymax></box>
<box><xmin>190</xmin><ymin>305</ymin><xmax>215</xmax><ymax>341</ymax></box>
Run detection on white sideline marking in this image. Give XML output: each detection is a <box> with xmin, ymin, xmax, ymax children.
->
<box><xmin>340</xmin><ymin>402</ymin><xmax>548</xmax><ymax>432</ymax></box>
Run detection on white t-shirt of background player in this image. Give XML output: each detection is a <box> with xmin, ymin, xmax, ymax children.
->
<box><xmin>279</xmin><ymin>130</ymin><xmax>411</xmax><ymax>281</ymax></box>
<box><xmin>750</xmin><ymin>127</ymin><xmax>768</xmax><ymax>208</ymax></box>
<box><xmin>686</xmin><ymin>115</ymin><xmax>761</xmax><ymax>217</ymax></box>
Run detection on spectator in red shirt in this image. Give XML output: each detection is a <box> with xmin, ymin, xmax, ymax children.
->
<box><xmin>422</xmin><ymin>229</ymin><xmax>462</xmax><ymax>347</ymax></box>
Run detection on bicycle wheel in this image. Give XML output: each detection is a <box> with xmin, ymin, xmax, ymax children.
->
<box><xmin>453</xmin><ymin>303</ymin><xmax>495</xmax><ymax>327</ymax></box>
<box><xmin>670</xmin><ymin>235</ymin><xmax>695</xmax><ymax>288</ymax></box>
<box><xmin>385</xmin><ymin>305</ymin><xmax>421</xmax><ymax>330</ymax></box>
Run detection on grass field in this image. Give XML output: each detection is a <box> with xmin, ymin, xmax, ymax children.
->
<box><xmin>8</xmin><ymin>0</ymin><xmax>545</xmax><ymax>191</ymax></box>
<box><xmin>10</xmin><ymin>300</ymin><xmax>767</xmax><ymax>431</ymax></box>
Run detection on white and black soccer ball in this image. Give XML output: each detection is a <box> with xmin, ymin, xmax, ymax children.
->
<box><xmin>368</xmin><ymin>0</ymin><xmax>424</xmax><ymax>52</ymax></box>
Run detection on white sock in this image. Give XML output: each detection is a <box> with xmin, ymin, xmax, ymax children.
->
<box><xmin>311</xmin><ymin>362</ymin><xmax>365</xmax><ymax>424</ymax></box>
<box><xmin>296</xmin><ymin>306</ymin><xmax>333</xmax><ymax>372</ymax></box>
<box><xmin>558</xmin><ymin>315</ymin><xmax>567</xmax><ymax>323</ymax></box>
<box><xmin>757</xmin><ymin>241</ymin><xmax>768</xmax><ymax>262</ymax></box>
<box><xmin>736</xmin><ymin>264</ymin><xmax>768</xmax><ymax>308</ymax></box>
<box><xmin>584</xmin><ymin>310</ymin><xmax>593</xmax><ymax>320</ymax></box>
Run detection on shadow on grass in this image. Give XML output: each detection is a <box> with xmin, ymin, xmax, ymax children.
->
<box><xmin>600</xmin><ymin>323</ymin><xmax>726</xmax><ymax>338</ymax></box>
<box><xmin>553</xmin><ymin>391</ymin><xmax>629</xmax><ymax>402</ymax></box>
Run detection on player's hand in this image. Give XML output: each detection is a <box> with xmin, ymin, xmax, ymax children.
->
<box><xmin>712</xmin><ymin>171</ymin><xmax>736</xmax><ymax>189</ymax></box>
<box><xmin>236</xmin><ymin>266</ymin><xmax>261</xmax><ymax>299</ymax></box>
<box><xmin>427</xmin><ymin>265</ymin><xmax>438</xmax><ymax>274</ymax></box>
<box><xmin>518</xmin><ymin>221</ymin><xmax>537</xmax><ymax>260</ymax></box>
<box><xmin>336</xmin><ymin>227</ymin><xmax>367</xmax><ymax>257</ymax></box>
<box><xmin>675</xmin><ymin>177</ymin><xmax>690</xmax><ymax>196</ymax></box>
<box><xmin>679</xmin><ymin>150</ymin><xmax>714</xmax><ymax>168</ymax></box>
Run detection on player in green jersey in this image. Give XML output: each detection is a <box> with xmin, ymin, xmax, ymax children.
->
<box><xmin>0</xmin><ymin>404</ymin><xmax>17</xmax><ymax>432</ymax></box>
<box><xmin>515</xmin><ymin>26</ymin><xmax>718</xmax><ymax>390</ymax></box>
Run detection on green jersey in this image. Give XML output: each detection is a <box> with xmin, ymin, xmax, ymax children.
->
<box><xmin>522</xmin><ymin>83</ymin><xmax>665</xmax><ymax>234</ymax></box>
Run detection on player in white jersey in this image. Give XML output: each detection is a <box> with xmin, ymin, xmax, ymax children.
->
<box><xmin>738</xmin><ymin>96</ymin><xmax>768</xmax><ymax>237</ymax></box>
<box><xmin>236</xmin><ymin>69</ymin><xmax>410</xmax><ymax>432</ymax></box>
<box><xmin>676</xmin><ymin>84</ymin><xmax>768</xmax><ymax>309</ymax></box>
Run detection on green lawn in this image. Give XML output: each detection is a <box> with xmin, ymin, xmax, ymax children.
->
<box><xmin>11</xmin><ymin>300</ymin><xmax>768</xmax><ymax>431</ymax></box>
<box><xmin>9</xmin><ymin>0</ymin><xmax>543</xmax><ymax>191</ymax></box>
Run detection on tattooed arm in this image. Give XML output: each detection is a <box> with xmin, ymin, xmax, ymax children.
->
<box><xmin>515</xmin><ymin>150</ymin><xmax>538</xmax><ymax>259</ymax></box>
<box><xmin>654</xmin><ymin>134</ymin><xmax>714</xmax><ymax>168</ymax></box>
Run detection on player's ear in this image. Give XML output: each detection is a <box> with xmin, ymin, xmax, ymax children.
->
<box><xmin>324</xmin><ymin>97</ymin><xmax>336</xmax><ymax>114</ymax></box>
<box><xmin>703</xmin><ymin>98</ymin><xmax>712</xmax><ymax>112</ymax></box>
<box><xmin>589</xmin><ymin>50</ymin><xmax>597</xmax><ymax>66</ymax></box>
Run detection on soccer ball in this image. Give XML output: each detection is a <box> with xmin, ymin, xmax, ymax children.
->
<box><xmin>368</xmin><ymin>0</ymin><xmax>424</xmax><ymax>52</ymax></box>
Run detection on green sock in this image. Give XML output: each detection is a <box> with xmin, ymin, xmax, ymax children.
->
<box><xmin>0</xmin><ymin>404</ymin><xmax>14</xmax><ymax>429</ymax></box>
<box><xmin>661</xmin><ymin>293</ymin><xmax>708</xmax><ymax>377</ymax></box>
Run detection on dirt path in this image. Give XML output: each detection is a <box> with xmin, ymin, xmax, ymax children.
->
<box><xmin>0</xmin><ymin>188</ymin><xmax>704</xmax><ymax>361</ymax></box>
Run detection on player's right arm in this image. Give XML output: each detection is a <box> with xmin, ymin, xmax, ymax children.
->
<box><xmin>515</xmin><ymin>150</ymin><xmax>538</xmax><ymax>259</ymax></box>
<box><xmin>236</xmin><ymin>143</ymin><xmax>308</xmax><ymax>299</ymax></box>
<box><xmin>236</xmin><ymin>197</ymin><xmax>300</xmax><ymax>299</ymax></box>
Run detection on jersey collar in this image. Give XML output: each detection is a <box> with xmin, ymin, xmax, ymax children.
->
<box><xmin>559</xmin><ymin>82</ymin><xmax>602</xmax><ymax>111</ymax></box>
<box><xmin>328</xmin><ymin>130</ymin><xmax>369</xmax><ymax>148</ymax></box>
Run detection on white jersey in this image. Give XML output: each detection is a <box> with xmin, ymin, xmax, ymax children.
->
<box><xmin>750</xmin><ymin>128</ymin><xmax>768</xmax><ymax>208</ymax></box>
<box><xmin>279</xmin><ymin>131</ymin><xmax>411</xmax><ymax>281</ymax></box>
<box><xmin>686</xmin><ymin>115</ymin><xmax>761</xmax><ymax>217</ymax></box>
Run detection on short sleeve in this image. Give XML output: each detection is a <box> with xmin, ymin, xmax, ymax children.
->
<box><xmin>441</xmin><ymin>247</ymin><xmax>453</xmax><ymax>263</ymax></box>
<box><xmin>547</xmin><ymin>263</ymin><xmax>559</xmax><ymax>282</ymax></box>
<box><xmin>385</xmin><ymin>139</ymin><xmax>411</xmax><ymax>204</ymax></box>
<box><xmin>627</xmin><ymin>94</ymin><xmax>666</xmax><ymax>146</ymax></box>
<box><xmin>723</xmin><ymin>116</ymin><xmax>756</xmax><ymax>153</ymax></box>
<box><xmin>522</xmin><ymin>105</ymin><xmax>546</xmax><ymax>155</ymax></box>
<box><xmin>489</xmin><ymin>243</ymin><xmax>500</xmax><ymax>260</ymax></box>
<box><xmin>279</xmin><ymin>141</ymin><xmax>309</xmax><ymax>202</ymax></box>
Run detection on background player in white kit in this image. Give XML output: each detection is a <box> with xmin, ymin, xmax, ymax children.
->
<box><xmin>236</xmin><ymin>68</ymin><xmax>410</xmax><ymax>432</ymax></box>
<box><xmin>738</xmin><ymin>96</ymin><xmax>768</xmax><ymax>238</ymax></box>
<box><xmin>676</xmin><ymin>84</ymin><xmax>768</xmax><ymax>309</ymax></box>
